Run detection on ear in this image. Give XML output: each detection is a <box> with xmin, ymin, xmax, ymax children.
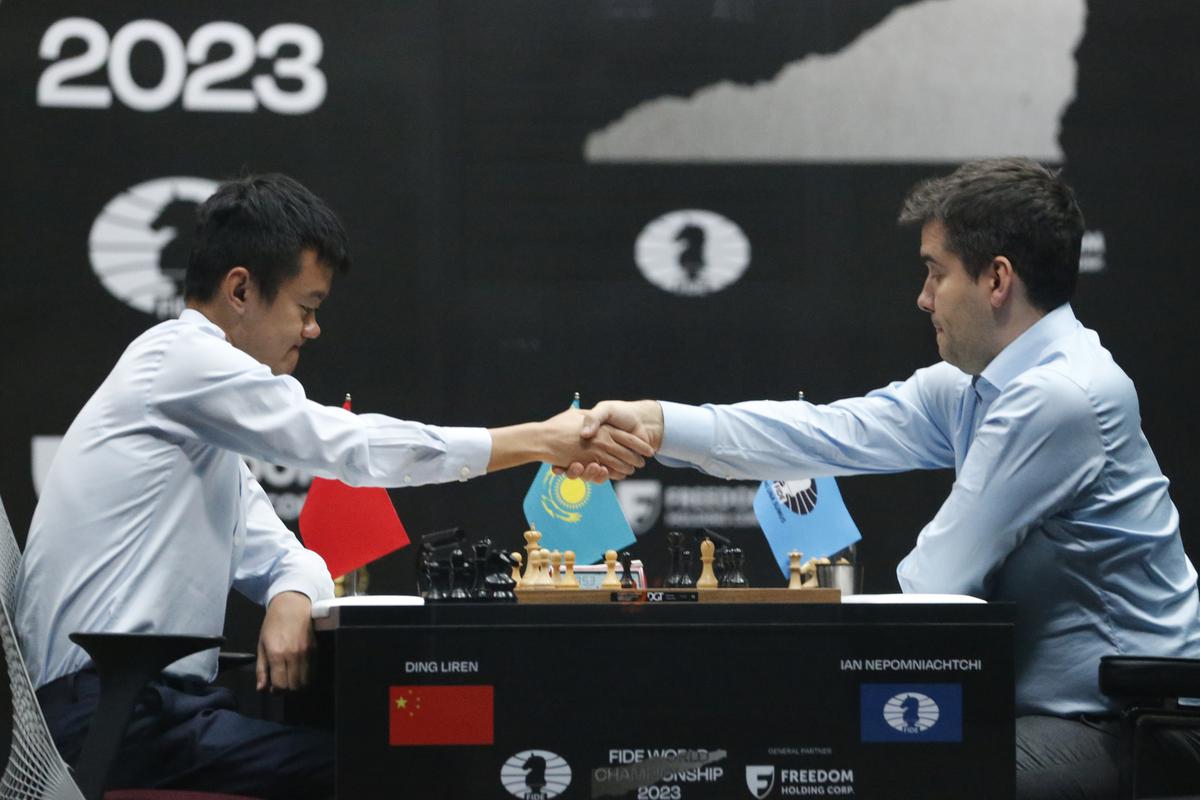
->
<box><xmin>986</xmin><ymin>256</ymin><xmax>1017</xmax><ymax>309</ymax></box>
<box><xmin>220</xmin><ymin>267</ymin><xmax>253</xmax><ymax>313</ymax></box>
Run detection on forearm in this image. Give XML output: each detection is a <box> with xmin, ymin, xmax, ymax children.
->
<box><xmin>486</xmin><ymin>421</ymin><xmax>553</xmax><ymax>472</ymax></box>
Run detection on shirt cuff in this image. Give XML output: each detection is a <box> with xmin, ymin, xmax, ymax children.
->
<box><xmin>657</xmin><ymin>401</ymin><xmax>716</xmax><ymax>468</ymax></box>
<box><xmin>441</xmin><ymin>426</ymin><xmax>492</xmax><ymax>482</ymax></box>
<box><xmin>266</xmin><ymin>572</ymin><xmax>335</xmax><ymax>607</ymax></box>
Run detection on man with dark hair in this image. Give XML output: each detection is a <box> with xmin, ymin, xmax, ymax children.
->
<box><xmin>579</xmin><ymin>158</ymin><xmax>1200</xmax><ymax>798</ymax></box>
<box><xmin>15</xmin><ymin>173</ymin><xmax>650</xmax><ymax>799</ymax></box>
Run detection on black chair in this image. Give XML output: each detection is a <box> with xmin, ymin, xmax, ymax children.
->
<box><xmin>0</xmin><ymin>495</ymin><xmax>257</xmax><ymax>800</ymax></box>
<box><xmin>1099</xmin><ymin>655</ymin><xmax>1200</xmax><ymax>799</ymax></box>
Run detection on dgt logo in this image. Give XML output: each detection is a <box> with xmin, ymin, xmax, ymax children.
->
<box><xmin>745</xmin><ymin>765</ymin><xmax>776</xmax><ymax>798</ymax></box>
<box><xmin>89</xmin><ymin>177</ymin><xmax>218</xmax><ymax>319</ymax></box>
<box><xmin>635</xmin><ymin>209</ymin><xmax>750</xmax><ymax>296</ymax></box>
<box><xmin>499</xmin><ymin>750</ymin><xmax>572</xmax><ymax>799</ymax></box>
<box><xmin>861</xmin><ymin>684</ymin><xmax>963</xmax><ymax>743</ymax></box>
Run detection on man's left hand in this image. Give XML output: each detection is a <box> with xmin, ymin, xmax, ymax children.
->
<box><xmin>257</xmin><ymin>590</ymin><xmax>315</xmax><ymax>692</ymax></box>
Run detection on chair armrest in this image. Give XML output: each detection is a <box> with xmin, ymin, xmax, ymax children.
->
<box><xmin>218</xmin><ymin>651</ymin><xmax>258</xmax><ymax>672</ymax></box>
<box><xmin>66</xmin><ymin>632</ymin><xmax>224</xmax><ymax>800</ymax></box>
<box><xmin>1100</xmin><ymin>656</ymin><xmax>1200</xmax><ymax>699</ymax></box>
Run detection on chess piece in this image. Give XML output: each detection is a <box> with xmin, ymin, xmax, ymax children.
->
<box><xmin>449</xmin><ymin>549</ymin><xmax>469</xmax><ymax>600</ymax></box>
<box><xmin>719</xmin><ymin>547</ymin><xmax>748</xmax><ymax>588</ymax></box>
<box><xmin>533</xmin><ymin>549</ymin><xmax>554</xmax><ymax>588</ymax></box>
<box><xmin>601</xmin><ymin>549</ymin><xmax>621</xmax><ymax>588</ymax></box>
<box><xmin>550</xmin><ymin>550</ymin><xmax>563</xmax><ymax>586</ymax></box>
<box><xmin>665</xmin><ymin>531</ymin><xmax>686</xmax><ymax>588</ymax></box>
<box><xmin>619</xmin><ymin>551</ymin><xmax>635</xmax><ymax>589</ymax></box>
<box><xmin>559</xmin><ymin>550</ymin><xmax>580</xmax><ymax>588</ymax></box>
<box><xmin>511</xmin><ymin>551</ymin><xmax>524</xmax><ymax>588</ymax></box>
<box><xmin>484</xmin><ymin>550</ymin><xmax>518</xmax><ymax>602</ymax></box>
<box><xmin>696</xmin><ymin>538</ymin><xmax>718</xmax><ymax>588</ymax></box>
<box><xmin>679</xmin><ymin>548</ymin><xmax>695</xmax><ymax>587</ymax></box>
<box><xmin>470</xmin><ymin>540</ymin><xmax>492</xmax><ymax>599</ymax></box>
<box><xmin>788</xmin><ymin>550</ymin><xmax>804</xmax><ymax>590</ymax></box>
<box><xmin>522</xmin><ymin>527</ymin><xmax>542</xmax><ymax>582</ymax></box>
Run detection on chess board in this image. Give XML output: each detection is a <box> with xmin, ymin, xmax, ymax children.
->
<box><xmin>515</xmin><ymin>587</ymin><xmax>840</xmax><ymax>604</ymax></box>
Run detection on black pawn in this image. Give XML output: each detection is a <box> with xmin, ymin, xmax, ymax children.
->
<box><xmin>619</xmin><ymin>551</ymin><xmax>636</xmax><ymax>589</ymax></box>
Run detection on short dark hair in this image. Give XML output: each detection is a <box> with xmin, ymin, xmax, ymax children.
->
<box><xmin>185</xmin><ymin>173</ymin><xmax>350</xmax><ymax>303</ymax></box>
<box><xmin>898</xmin><ymin>158</ymin><xmax>1084</xmax><ymax>312</ymax></box>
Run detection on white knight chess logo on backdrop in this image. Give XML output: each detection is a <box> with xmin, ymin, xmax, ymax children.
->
<box><xmin>745</xmin><ymin>764</ymin><xmax>776</xmax><ymax>798</ymax></box>
<box><xmin>90</xmin><ymin>177</ymin><xmax>218</xmax><ymax>319</ymax></box>
<box><xmin>635</xmin><ymin>209</ymin><xmax>750</xmax><ymax>296</ymax></box>
<box><xmin>500</xmin><ymin>750</ymin><xmax>572</xmax><ymax>799</ymax></box>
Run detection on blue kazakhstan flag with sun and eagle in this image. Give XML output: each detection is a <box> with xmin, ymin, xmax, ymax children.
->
<box><xmin>521</xmin><ymin>397</ymin><xmax>635</xmax><ymax>564</ymax></box>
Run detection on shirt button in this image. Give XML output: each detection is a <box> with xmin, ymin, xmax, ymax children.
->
<box><xmin>459</xmin><ymin>466</ymin><xmax>471</xmax><ymax>481</ymax></box>
<box><xmin>404</xmin><ymin>475</ymin><xmax>412</xmax><ymax>484</ymax></box>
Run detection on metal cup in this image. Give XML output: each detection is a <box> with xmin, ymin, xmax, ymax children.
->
<box><xmin>816</xmin><ymin>563</ymin><xmax>862</xmax><ymax>596</ymax></box>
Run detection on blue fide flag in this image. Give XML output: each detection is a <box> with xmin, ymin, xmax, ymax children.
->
<box><xmin>753</xmin><ymin>477</ymin><xmax>862</xmax><ymax>578</ymax></box>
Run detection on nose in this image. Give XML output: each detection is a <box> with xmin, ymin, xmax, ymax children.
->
<box><xmin>303</xmin><ymin>315</ymin><xmax>321</xmax><ymax>340</ymax></box>
<box><xmin>917</xmin><ymin>277</ymin><xmax>934</xmax><ymax>314</ymax></box>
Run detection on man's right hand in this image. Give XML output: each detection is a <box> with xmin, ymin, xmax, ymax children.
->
<box><xmin>580</xmin><ymin>400</ymin><xmax>664</xmax><ymax>454</ymax></box>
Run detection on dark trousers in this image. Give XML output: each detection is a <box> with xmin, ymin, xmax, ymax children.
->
<box><xmin>1016</xmin><ymin>714</ymin><xmax>1200</xmax><ymax>800</ymax></box>
<box><xmin>37</xmin><ymin>667</ymin><xmax>333</xmax><ymax>800</ymax></box>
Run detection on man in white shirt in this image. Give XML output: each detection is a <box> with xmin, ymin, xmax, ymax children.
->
<box><xmin>16</xmin><ymin>173</ymin><xmax>651</xmax><ymax>799</ymax></box>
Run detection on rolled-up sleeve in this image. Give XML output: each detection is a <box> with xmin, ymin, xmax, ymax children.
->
<box><xmin>656</xmin><ymin>365</ymin><xmax>960</xmax><ymax>480</ymax></box>
<box><xmin>144</xmin><ymin>325</ymin><xmax>492</xmax><ymax>487</ymax></box>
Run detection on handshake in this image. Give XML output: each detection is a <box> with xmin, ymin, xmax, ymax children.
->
<box><xmin>490</xmin><ymin>399</ymin><xmax>666</xmax><ymax>483</ymax></box>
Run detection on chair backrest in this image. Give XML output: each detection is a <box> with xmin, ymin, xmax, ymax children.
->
<box><xmin>0</xmin><ymin>496</ymin><xmax>83</xmax><ymax>800</ymax></box>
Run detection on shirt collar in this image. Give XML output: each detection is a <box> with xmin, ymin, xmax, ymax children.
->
<box><xmin>978</xmin><ymin>303</ymin><xmax>1079</xmax><ymax>393</ymax></box>
<box><xmin>178</xmin><ymin>307</ymin><xmax>227</xmax><ymax>339</ymax></box>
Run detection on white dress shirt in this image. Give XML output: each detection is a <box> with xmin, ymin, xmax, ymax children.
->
<box><xmin>658</xmin><ymin>304</ymin><xmax>1200</xmax><ymax>715</ymax></box>
<box><xmin>16</xmin><ymin>309</ymin><xmax>492</xmax><ymax>687</ymax></box>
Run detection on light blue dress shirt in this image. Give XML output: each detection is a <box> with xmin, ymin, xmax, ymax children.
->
<box><xmin>16</xmin><ymin>309</ymin><xmax>492</xmax><ymax>688</ymax></box>
<box><xmin>658</xmin><ymin>303</ymin><xmax>1200</xmax><ymax>715</ymax></box>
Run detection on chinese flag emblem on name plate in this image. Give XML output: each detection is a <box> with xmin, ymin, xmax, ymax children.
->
<box><xmin>389</xmin><ymin>685</ymin><xmax>495</xmax><ymax>746</ymax></box>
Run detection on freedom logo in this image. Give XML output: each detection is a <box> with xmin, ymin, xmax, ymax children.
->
<box><xmin>745</xmin><ymin>764</ymin><xmax>776</xmax><ymax>798</ymax></box>
<box><xmin>89</xmin><ymin>176</ymin><xmax>218</xmax><ymax>319</ymax></box>
<box><xmin>634</xmin><ymin>209</ymin><xmax>750</xmax><ymax>296</ymax></box>
<box><xmin>861</xmin><ymin>684</ymin><xmax>962</xmax><ymax>743</ymax></box>
<box><xmin>500</xmin><ymin>750</ymin><xmax>572</xmax><ymax>799</ymax></box>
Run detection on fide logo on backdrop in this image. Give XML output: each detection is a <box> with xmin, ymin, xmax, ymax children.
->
<box><xmin>89</xmin><ymin>177</ymin><xmax>218</xmax><ymax>319</ymax></box>
<box><xmin>500</xmin><ymin>750</ymin><xmax>572</xmax><ymax>799</ymax></box>
<box><xmin>745</xmin><ymin>765</ymin><xmax>776</xmax><ymax>798</ymax></box>
<box><xmin>635</xmin><ymin>209</ymin><xmax>750</xmax><ymax>296</ymax></box>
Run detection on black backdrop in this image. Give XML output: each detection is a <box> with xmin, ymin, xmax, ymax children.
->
<box><xmin>1</xmin><ymin>1</ymin><xmax>1197</xmax><ymax>657</ymax></box>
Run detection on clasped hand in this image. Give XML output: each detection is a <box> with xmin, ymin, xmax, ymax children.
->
<box><xmin>546</xmin><ymin>400</ymin><xmax>664</xmax><ymax>483</ymax></box>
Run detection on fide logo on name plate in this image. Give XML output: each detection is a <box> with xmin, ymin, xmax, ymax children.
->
<box><xmin>500</xmin><ymin>749</ymin><xmax>572</xmax><ymax>799</ymax></box>
<box><xmin>89</xmin><ymin>176</ymin><xmax>218</xmax><ymax>319</ymax></box>
<box><xmin>883</xmin><ymin>691</ymin><xmax>940</xmax><ymax>734</ymax></box>
<box><xmin>635</xmin><ymin>209</ymin><xmax>750</xmax><ymax>296</ymax></box>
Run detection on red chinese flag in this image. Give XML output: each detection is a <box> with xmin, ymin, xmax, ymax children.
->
<box><xmin>298</xmin><ymin>396</ymin><xmax>410</xmax><ymax>578</ymax></box>
<box><xmin>389</xmin><ymin>685</ymin><xmax>495</xmax><ymax>746</ymax></box>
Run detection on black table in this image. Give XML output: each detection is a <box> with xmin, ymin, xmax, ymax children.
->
<box><xmin>312</xmin><ymin>600</ymin><xmax>1014</xmax><ymax>799</ymax></box>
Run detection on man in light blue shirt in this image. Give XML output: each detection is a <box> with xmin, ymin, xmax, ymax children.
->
<box><xmin>579</xmin><ymin>159</ymin><xmax>1200</xmax><ymax>798</ymax></box>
